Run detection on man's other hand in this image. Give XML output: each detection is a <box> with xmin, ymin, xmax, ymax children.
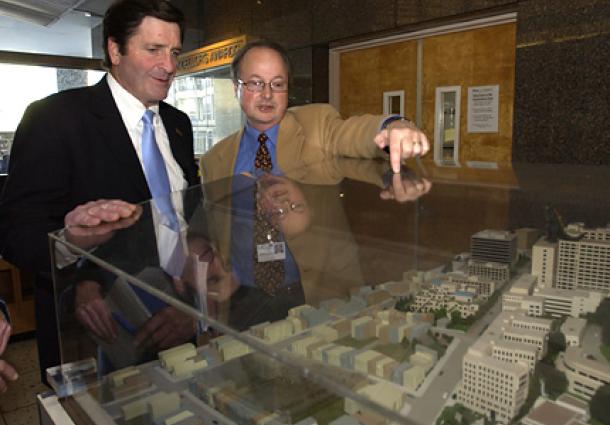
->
<box><xmin>0</xmin><ymin>317</ymin><xmax>18</xmax><ymax>392</ymax></box>
<box><xmin>134</xmin><ymin>306</ymin><xmax>196</xmax><ymax>351</ymax></box>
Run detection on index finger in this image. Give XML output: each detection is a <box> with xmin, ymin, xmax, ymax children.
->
<box><xmin>388</xmin><ymin>129</ymin><xmax>404</xmax><ymax>173</ymax></box>
<box><xmin>420</xmin><ymin>133</ymin><xmax>431</xmax><ymax>156</ymax></box>
<box><xmin>392</xmin><ymin>172</ymin><xmax>408</xmax><ymax>200</ymax></box>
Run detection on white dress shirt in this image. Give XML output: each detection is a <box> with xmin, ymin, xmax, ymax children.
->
<box><xmin>107</xmin><ymin>73</ymin><xmax>187</xmax><ymax>193</ymax></box>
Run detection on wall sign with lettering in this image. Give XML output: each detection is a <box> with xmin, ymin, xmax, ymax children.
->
<box><xmin>177</xmin><ymin>36</ymin><xmax>247</xmax><ymax>76</ymax></box>
<box><xmin>467</xmin><ymin>85</ymin><xmax>499</xmax><ymax>133</ymax></box>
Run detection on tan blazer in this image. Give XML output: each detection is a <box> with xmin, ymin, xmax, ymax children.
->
<box><xmin>199</xmin><ymin>104</ymin><xmax>390</xmax><ymax>307</ymax></box>
<box><xmin>200</xmin><ymin>103</ymin><xmax>386</xmax><ymax>183</ymax></box>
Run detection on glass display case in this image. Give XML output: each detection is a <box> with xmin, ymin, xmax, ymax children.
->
<box><xmin>48</xmin><ymin>157</ymin><xmax>610</xmax><ymax>425</ymax></box>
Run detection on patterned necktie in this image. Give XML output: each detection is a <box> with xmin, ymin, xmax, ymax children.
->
<box><xmin>255</xmin><ymin>133</ymin><xmax>273</xmax><ymax>171</ymax></box>
<box><xmin>253</xmin><ymin>132</ymin><xmax>284</xmax><ymax>295</ymax></box>
<box><xmin>141</xmin><ymin>110</ymin><xmax>184</xmax><ymax>277</ymax></box>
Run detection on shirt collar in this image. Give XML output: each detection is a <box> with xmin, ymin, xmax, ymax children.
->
<box><xmin>107</xmin><ymin>73</ymin><xmax>160</xmax><ymax>128</ymax></box>
<box><xmin>244</xmin><ymin>123</ymin><xmax>279</xmax><ymax>148</ymax></box>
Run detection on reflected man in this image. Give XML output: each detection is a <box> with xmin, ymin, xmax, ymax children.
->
<box><xmin>200</xmin><ymin>39</ymin><xmax>430</xmax><ymax>184</ymax></box>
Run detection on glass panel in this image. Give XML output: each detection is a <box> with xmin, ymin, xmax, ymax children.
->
<box><xmin>167</xmin><ymin>66</ymin><xmax>243</xmax><ymax>156</ymax></box>
<box><xmin>0</xmin><ymin>64</ymin><xmax>105</xmax><ymax>175</ymax></box>
<box><xmin>50</xmin><ymin>158</ymin><xmax>610</xmax><ymax>424</ymax></box>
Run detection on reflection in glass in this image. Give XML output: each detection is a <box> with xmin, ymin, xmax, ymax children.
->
<box><xmin>167</xmin><ymin>66</ymin><xmax>243</xmax><ymax>156</ymax></box>
<box><xmin>47</xmin><ymin>158</ymin><xmax>610</xmax><ymax>424</ymax></box>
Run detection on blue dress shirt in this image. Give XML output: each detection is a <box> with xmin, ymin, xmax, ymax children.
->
<box><xmin>234</xmin><ymin>124</ymin><xmax>281</xmax><ymax>176</ymax></box>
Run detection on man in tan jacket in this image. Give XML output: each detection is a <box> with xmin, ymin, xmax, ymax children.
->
<box><xmin>198</xmin><ymin>40</ymin><xmax>431</xmax><ymax>328</ymax></box>
<box><xmin>200</xmin><ymin>39</ymin><xmax>429</xmax><ymax>182</ymax></box>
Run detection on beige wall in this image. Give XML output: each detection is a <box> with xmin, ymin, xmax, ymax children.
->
<box><xmin>340</xmin><ymin>40</ymin><xmax>418</xmax><ymax>119</ymax></box>
<box><xmin>339</xmin><ymin>23</ymin><xmax>516</xmax><ymax>165</ymax></box>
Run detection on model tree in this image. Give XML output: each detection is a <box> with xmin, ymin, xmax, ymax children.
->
<box><xmin>543</xmin><ymin>331</ymin><xmax>567</xmax><ymax>365</ymax></box>
<box><xmin>538</xmin><ymin>363</ymin><xmax>568</xmax><ymax>399</ymax></box>
<box><xmin>589</xmin><ymin>299</ymin><xmax>610</xmax><ymax>346</ymax></box>
<box><xmin>590</xmin><ymin>384</ymin><xmax>610</xmax><ymax>424</ymax></box>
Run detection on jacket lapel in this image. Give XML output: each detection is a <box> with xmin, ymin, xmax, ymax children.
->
<box><xmin>277</xmin><ymin>111</ymin><xmax>309</xmax><ymax>181</ymax></box>
<box><xmin>201</xmin><ymin>130</ymin><xmax>242</xmax><ymax>183</ymax></box>
<box><xmin>159</xmin><ymin>102</ymin><xmax>197</xmax><ymax>186</ymax></box>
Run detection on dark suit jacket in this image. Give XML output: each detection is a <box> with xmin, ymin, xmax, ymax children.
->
<box><xmin>0</xmin><ymin>76</ymin><xmax>198</xmax><ymax>275</ymax></box>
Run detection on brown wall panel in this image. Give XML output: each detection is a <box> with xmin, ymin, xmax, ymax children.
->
<box><xmin>339</xmin><ymin>40</ymin><xmax>417</xmax><ymax>119</ymax></box>
<box><xmin>422</xmin><ymin>23</ymin><xmax>516</xmax><ymax>164</ymax></box>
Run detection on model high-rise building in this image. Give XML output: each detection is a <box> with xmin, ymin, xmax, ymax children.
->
<box><xmin>458</xmin><ymin>342</ymin><xmax>529</xmax><ymax>423</ymax></box>
<box><xmin>456</xmin><ymin>312</ymin><xmax>552</xmax><ymax>423</ymax></box>
<box><xmin>531</xmin><ymin>237</ymin><xmax>557</xmax><ymax>288</ymax></box>
<box><xmin>467</xmin><ymin>261</ymin><xmax>510</xmax><ymax>283</ymax></box>
<box><xmin>471</xmin><ymin>230</ymin><xmax>518</xmax><ymax>266</ymax></box>
<box><xmin>468</xmin><ymin>230</ymin><xmax>517</xmax><ymax>285</ymax></box>
<box><xmin>555</xmin><ymin>223</ymin><xmax>610</xmax><ymax>291</ymax></box>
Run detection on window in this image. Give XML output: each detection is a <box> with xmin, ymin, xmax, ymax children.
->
<box><xmin>0</xmin><ymin>63</ymin><xmax>104</xmax><ymax>175</ymax></box>
<box><xmin>166</xmin><ymin>67</ymin><xmax>243</xmax><ymax>156</ymax></box>
<box><xmin>383</xmin><ymin>90</ymin><xmax>405</xmax><ymax>116</ymax></box>
<box><xmin>434</xmin><ymin>86</ymin><xmax>461</xmax><ymax>167</ymax></box>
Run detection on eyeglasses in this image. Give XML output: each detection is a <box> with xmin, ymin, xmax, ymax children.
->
<box><xmin>237</xmin><ymin>79</ymin><xmax>288</xmax><ymax>93</ymax></box>
<box><xmin>273</xmin><ymin>200</ymin><xmax>305</xmax><ymax>220</ymax></box>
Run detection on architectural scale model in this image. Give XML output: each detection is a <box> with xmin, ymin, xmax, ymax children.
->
<box><xmin>52</xmin><ymin>219</ymin><xmax>610</xmax><ymax>425</ymax></box>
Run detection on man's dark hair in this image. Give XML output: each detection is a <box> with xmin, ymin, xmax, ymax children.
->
<box><xmin>231</xmin><ymin>39</ymin><xmax>291</xmax><ymax>82</ymax></box>
<box><xmin>103</xmin><ymin>0</ymin><xmax>185</xmax><ymax>68</ymax></box>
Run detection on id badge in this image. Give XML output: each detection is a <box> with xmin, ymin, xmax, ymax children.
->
<box><xmin>257</xmin><ymin>241</ymin><xmax>286</xmax><ymax>262</ymax></box>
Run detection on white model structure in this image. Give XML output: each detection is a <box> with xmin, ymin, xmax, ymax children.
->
<box><xmin>212</xmin><ymin>335</ymin><xmax>253</xmax><ymax>362</ymax></box>
<box><xmin>521</xmin><ymin>398</ymin><xmax>588</xmax><ymax>425</ymax></box>
<box><xmin>121</xmin><ymin>391</ymin><xmax>181</xmax><ymax>421</ymax></box>
<box><xmin>502</xmin><ymin>273</ymin><xmax>603</xmax><ymax>318</ymax></box>
<box><xmin>555</xmin><ymin>223</ymin><xmax>610</xmax><ymax>291</ymax></box>
<box><xmin>515</xmin><ymin>228</ymin><xmax>541</xmax><ymax>256</ymax></box>
<box><xmin>499</xmin><ymin>314</ymin><xmax>552</xmax><ymax>359</ymax></box>
<box><xmin>158</xmin><ymin>343</ymin><xmax>207</xmax><ymax>379</ymax></box>
<box><xmin>470</xmin><ymin>230</ymin><xmax>518</xmax><ymax>266</ymax></box>
<box><xmin>250</xmin><ymin>319</ymin><xmax>296</xmax><ymax>343</ymax></box>
<box><xmin>107</xmin><ymin>366</ymin><xmax>152</xmax><ymax>400</ymax></box>
<box><xmin>538</xmin><ymin>287</ymin><xmax>603</xmax><ymax>317</ymax></box>
<box><xmin>344</xmin><ymin>382</ymin><xmax>405</xmax><ymax>423</ymax></box>
<box><xmin>409</xmin><ymin>345</ymin><xmax>436</xmax><ymax>373</ymax></box>
<box><xmin>444</xmin><ymin>271</ymin><xmax>497</xmax><ymax>297</ymax></box>
<box><xmin>412</xmin><ymin>276</ymin><xmax>483</xmax><ymax>319</ymax></box>
<box><xmin>558</xmin><ymin>346</ymin><xmax>610</xmax><ymax>400</ymax></box>
<box><xmin>467</xmin><ymin>260</ymin><xmax>511</xmax><ymax>283</ymax></box>
<box><xmin>458</xmin><ymin>347</ymin><xmax>529</xmax><ymax>423</ymax></box>
<box><xmin>491</xmin><ymin>340</ymin><xmax>538</xmax><ymax>369</ymax></box>
<box><xmin>456</xmin><ymin>311</ymin><xmax>552</xmax><ymax>422</ymax></box>
<box><xmin>503</xmin><ymin>274</ymin><xmax>544</xmax><ymax>316</ymax></box>
<box><xmin>531</xmin><ymin>237</ymin><xmax>558</xmax><ymax>289</ymax></box>
<box><xmin>560</xmin><ymin>317</ymin><xmax>587</xmax><ymax>347</ymax></box>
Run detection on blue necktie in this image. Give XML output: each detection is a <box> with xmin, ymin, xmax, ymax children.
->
<box><xmin>141</xmin><ymin>110</ymin><xmax>178</xmax><ymax>230</ymax></box>
<box><xmin>141</xmin><ymin>110</ymin><xmax>184</xmax><ymax>277</ymax></box>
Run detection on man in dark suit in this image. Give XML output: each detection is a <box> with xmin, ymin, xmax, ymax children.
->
<box><xmin>0</xmin><ymin>0</ymin><xmax>198</xmax><ymax>380</ymax></box>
